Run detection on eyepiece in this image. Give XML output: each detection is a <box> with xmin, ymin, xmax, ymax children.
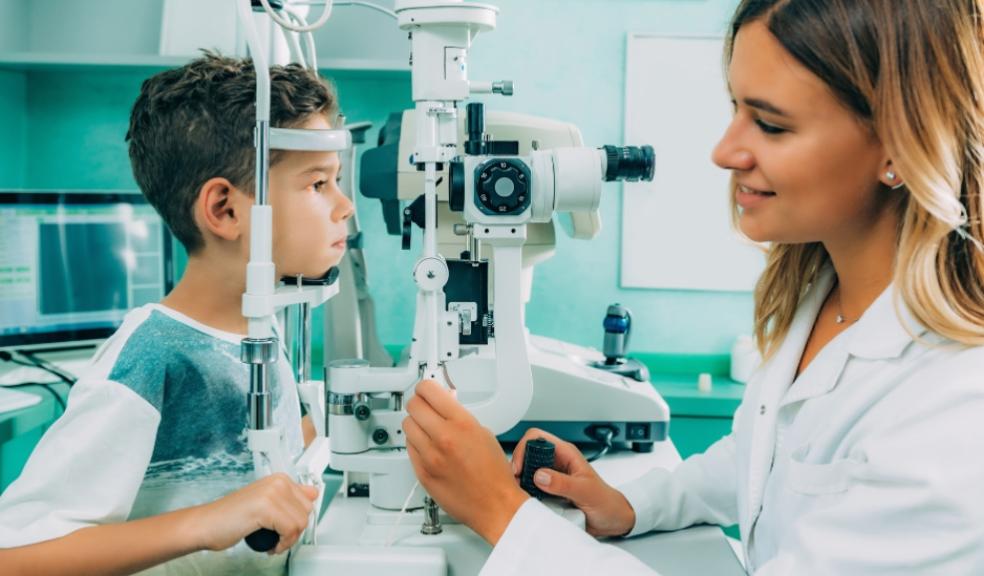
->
<box><xmin>602</xmin><ymin>145</ymin><xmax>655</xmax><ymax>182</ymax></box>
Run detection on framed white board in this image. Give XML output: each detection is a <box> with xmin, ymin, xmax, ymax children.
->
<box><xmin>621</xmin><ymin>34</ymin><xmax>764</xmax><ymax>291</ymax></box>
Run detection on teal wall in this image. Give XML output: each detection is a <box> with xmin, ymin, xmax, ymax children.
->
<box><xmin>24</xmin><ymin>70</ymin><xmax>145</xmax><ymax>189</ymax></box>
<box><xmin>2</xmin><ymin>0</ymin><xmax>754</xmax><ymax>358</ymax></box>
<box><xmin>0</xmin><ymin>71</ymin><xmax>26</xmax><ymax>188</ymax></box>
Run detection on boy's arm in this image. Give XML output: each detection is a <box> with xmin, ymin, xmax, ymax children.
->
<box><xmin>2</xmin><ymin>503</ymin><xmax>204</xmax><ymax>576</ymax></box>
<box><xmin>1</xmin><ymin>473</ymin><xmax>320</xmax><ymax>576</ymax></box>
<box><xmin>0</xmin><ymin>378</ymin><xmax>160</xmax><ymax>546</ymax></box>
<box><xmin>301</xmin><ymin>414</ymin><xmax>317</xmax><ymax>446</ymax></box>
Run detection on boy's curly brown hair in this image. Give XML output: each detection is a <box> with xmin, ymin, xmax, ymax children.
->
<box><xmin>126</xmin><ymin>52</ymin><xmax>338</xmax><ymax>253</ymax></box>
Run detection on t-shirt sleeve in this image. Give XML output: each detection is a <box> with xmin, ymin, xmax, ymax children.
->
<box><xmin>0</xmin><ymin>377</ymin><xmax>160</xmax><ymax>546</ymax></box>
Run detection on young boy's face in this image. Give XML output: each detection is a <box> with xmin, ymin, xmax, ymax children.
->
<box><xmin>268</xmin><ymin>114</ymin><xmax>353</xmax><ymax>279</ymax></box>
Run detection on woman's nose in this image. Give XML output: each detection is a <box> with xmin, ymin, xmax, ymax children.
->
<box><xmin>711</xmin><ymin>120</ymin><xmax>755</xmax><ymax>172</ymax></box>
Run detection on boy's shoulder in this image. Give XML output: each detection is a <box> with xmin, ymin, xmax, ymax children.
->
<box><xmin>89</xmin><ymin>305</ymin><xmax>244</xmax><ymax>413</ymax></box>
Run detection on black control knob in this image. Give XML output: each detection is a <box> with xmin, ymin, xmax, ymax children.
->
<box><xmin>245</xmin><ymin>528</ymin><xmax>279</xmax><ymax>552</ymax></box>
<box><xmin>520</xmin><ymin>438</ymin><xmax>556</xmax><ymax>500</ymax></box>
<box><xmin>476</xmin><ymin>159</ymin><xmax>531</xmax><ymax>216</ymax></box>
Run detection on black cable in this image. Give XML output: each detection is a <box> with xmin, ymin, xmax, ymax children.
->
<box><xmin>0</xmin><ymin>351</ymin><xmax>69</xmax><ymax>413</ymax></box>
<box><xmin>584</xmin><ymin>426</ymin><xmax>616</xmax><ymax>463</ymax></box>
<box><xmin>15</xmin><ymin>350</ymin><xmax>77</xmax><ymax>387</ymax></box>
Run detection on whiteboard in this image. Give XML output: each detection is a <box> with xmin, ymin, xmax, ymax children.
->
<box><xmin>621</xmin><ymin>34</ymin><xmax>764</xmax><ymax>291</ymax></box>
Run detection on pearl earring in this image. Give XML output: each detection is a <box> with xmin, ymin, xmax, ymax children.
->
<box><xmin>886</xmin><ymin>170</ymin><xmax>905</xmax><ymax>190</ymax></box>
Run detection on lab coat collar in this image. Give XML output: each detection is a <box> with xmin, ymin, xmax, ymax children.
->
<box><xmin>845</xmin><ymin>277</ymin><xmax>928</xmax><ymax>360</ymax></box>
<box><xmin>756</xmin><ymin>267</ymin><xmax>840</xmax><ymax>411</ymax></box>
<box><xmin>760</xmin><ymin>265</ymin><xmax>837</xmax><ymax>397</ymax></box>
<box><xmin>742</xmin><ymin>270</ymin><xmax>835</xmax><ymax>540</ymax></box>
<box><xmin>773</xmin><ymin>267</ymin><xmax>928</xmax><ymax>409</ymax></box>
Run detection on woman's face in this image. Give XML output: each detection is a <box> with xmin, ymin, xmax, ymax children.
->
<box><xmin>712</xmin><ymin>20</ymin><xmax>892</xmax><ymax>245</ymax></box>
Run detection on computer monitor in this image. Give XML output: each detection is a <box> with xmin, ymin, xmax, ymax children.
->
<box><xmin>0</xmin><ymin>191</ymin><xmax>173</xmax><ymax>351</ymax></box>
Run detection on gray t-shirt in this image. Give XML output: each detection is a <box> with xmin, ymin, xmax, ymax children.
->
<box><xmin>0</xmin><ymin>304</ymin><xmax>304</xmax><ymax>575</ymax></box>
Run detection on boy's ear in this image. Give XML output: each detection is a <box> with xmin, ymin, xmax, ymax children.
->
<box><xmin>196</xmin><ymin>177</ymin><xmax>250</xmax><ymax>242</ymax></box>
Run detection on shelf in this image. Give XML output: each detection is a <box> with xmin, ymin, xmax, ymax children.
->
<box><xmin>0</xmin><ymin>52</ymin><xmax>410</xmax><ymax>77</ymax></box>
<box><xmin>0</xmin><ymin>52</ymin><xmax>190</xmax><ymax>71</ymax></box>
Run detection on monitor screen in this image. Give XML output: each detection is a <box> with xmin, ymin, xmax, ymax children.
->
<box><xmin>0</xmin><ymin>191</ymin><xmax>173</xmax><ymax>350</ymax></box>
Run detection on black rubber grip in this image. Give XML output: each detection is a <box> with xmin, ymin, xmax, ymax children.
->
<box><xmin>245</xmin><ymin>528</ymin><xmax>280</xmax><ymax>552</ymax></box>
<box><xmin>520</xmin><ymin>438</ymin><xmax>556</xmax><ymax>499</ymax></box>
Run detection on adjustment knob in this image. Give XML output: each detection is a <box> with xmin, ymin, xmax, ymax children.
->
<box><xmin>476</xmin><ymin>158</ymin><xmax>531</xmax><ymax>215</ymax></box>
<box><xmin>520</xmin><ymin>438</ymin><xmax>556</xmax><ymax>500</ymax></box>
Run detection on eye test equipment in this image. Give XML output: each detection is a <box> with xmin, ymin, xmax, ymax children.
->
<box><xmin>231</xmin><ymin>0</ymin><xmax>671</xmax><ymax>569</ymax></box>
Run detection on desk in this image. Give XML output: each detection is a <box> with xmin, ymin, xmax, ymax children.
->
<box><xmin>0</xmin><ymin>384</ymin><xmax>67</xmax><ymax>491</ymax></box>
<box><xmin>302</xmin><ymin>441</ymin><xmax>745</xmax><ymax>575</ymax></box>
<box><xmin>637</xmin><ymin>354</ymin><xmax>745</xmax><ymax>460</ymax></box>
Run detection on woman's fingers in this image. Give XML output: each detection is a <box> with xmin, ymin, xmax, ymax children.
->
<box><xmin>402</xmin><ymin>413</ymin><xmax>436</xmax><ymax>466</ymax></box>
<box><xmin>512</xmin><ymin>428</ymin><xmax>584</xmax><ymax>477</ymax></box>
<box><xmin>529</xmin><ymin>468</ymin><xmax>593</xmax><ymax>504</ymax></box>
<box><xmin>405</xmin><ymin>393</ymin><xmax>444</xmax><ymax>441</ymax></box>
<box><xmin>414</xmin><ymin>379</ymin><xmax>467</xmax><ymax>421</ymax></box>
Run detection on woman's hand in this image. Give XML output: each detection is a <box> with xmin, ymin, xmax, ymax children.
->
<box><xmin>403</xmin><ymin>379</ymin><xmax>530</xmax><ymax>546</ymax></box>
<box><xmin>192</xmin><ymin>473</ymin><xmax>319</xmax><ymax>555</ymax></box>
<box><xmin>512</xmin><ymin>428</ymin><xmax>637</xmax><ymax>538</ymax></box>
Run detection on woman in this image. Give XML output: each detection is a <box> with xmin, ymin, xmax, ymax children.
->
<box><xmin>403</xmin><ymin>0</ymin><xmax>984</xmax><ymax>573</ymax></box>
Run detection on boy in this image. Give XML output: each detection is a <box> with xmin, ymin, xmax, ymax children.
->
<box><xmin>0</xmin><ymin>53</ymin><xmax>353</xmax><ymax>574</ymax></box>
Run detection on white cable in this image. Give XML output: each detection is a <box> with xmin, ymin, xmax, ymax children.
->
<box><xmin>281</xmin><ymin>5</ymin><xmax>319</xmax><ymax>70</ymax></box>
<box><xmin>301</xmin><ymin>17</ymin><xmax>319</xmax><ymax>70</ymax></box>
<box><xmin>280</xmin><ymin>10</ymin><xmax>308</xmax><ymax>68</ymax></box>
<box><xmin>335</xmin><ymin>1</ymin><xmax>397</xmax><ymax>19</ymax></box>
<box><xmin>236</xmin><ymin>0</ymin><xmax>269</xmax><ymax>121</ymax></box>
<box><xmin>259</xmin><ymin>0</ymin><xmax>334</xmax><ymax>32</ymax></box>
<box><xmin>384</xmin><ymin>480</ymin><xmax>420</xmax><ymax>547</ymax></box>
<box><xmin>295</xmin><ymin>0</ymin><xmax>397</xmax><ymax>19</ymax></box>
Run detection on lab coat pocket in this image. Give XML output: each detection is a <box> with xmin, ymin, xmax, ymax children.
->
<box><xmin>785</xmin><ymin>447</ymin><xmax>865</xmax><ymax>496</ymax></box>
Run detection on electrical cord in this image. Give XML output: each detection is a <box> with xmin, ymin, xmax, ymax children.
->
<box><xmin>259</xmin><ymin>0</ymin><xmax>334</xmax><ymax>32</ymax></box>
<box><xmin>293</xmin><ymin>0</ymin><xmax>398</xmax><ymax>19</ymax></box>
<box><xmin>584</xmin><ymin>426</ymin><xmax>616</xmax><ymax>463</ymax></box>
<box><xmin>14</xmin><ymin>351</ymin><xmax>77</xmax><ymax>387</ymax></box>
<box><xmin>0</xmin><ymin>351</ymin><xmax>70</xmax><ymax>412</ymax></box>
<box><xmin>385</xmin><ymin>480</ymin><xmax>420</xmax><ymax>547</ymax></box>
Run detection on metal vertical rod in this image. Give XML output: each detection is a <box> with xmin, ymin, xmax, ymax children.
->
<box><xmin>255</xmin><ymin>120</ymin><xmax>271</xmax><ymax>206</ymax></box>
<box><xmin>421</xmin><ymin>495</ymin><xmax>443</xmax><ymax>535</ymax></box>
<box><xmin>249</xmin><ymin>365</ymin><xmax>272</xmax><ymax>430</ymax></box>
<box><xmin>299</xmin><ymin>302</ymin><xmax>311</xmax><ymax>383</ymax></box>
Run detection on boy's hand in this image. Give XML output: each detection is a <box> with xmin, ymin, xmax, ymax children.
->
<box><xmin>193</xmin><ymin>473</ymin><xmax>318</xmax><ymax>555</ymax></box>
<box><xmin>512</xmin><ymin>428</ymin><xmax>636</xmax><ymax>538</ymax></box>
<box><xmin>403</xmin><ymin>380</ymin><xmax>530</xmax><ymax>546</ymax></box>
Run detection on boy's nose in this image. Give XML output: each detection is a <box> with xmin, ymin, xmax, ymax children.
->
<box><xmin>334</xmin><ymin>193</ymin><xmax>354</xmax><ymax>222</ymax></box>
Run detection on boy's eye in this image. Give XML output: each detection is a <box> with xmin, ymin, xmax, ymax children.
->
<box><xmin>313</xmin><ymin>180</ymin><xmax>327</xmax><ymax>192</ymax></box>
<box><xmin>754</xmin><ymin>118</ymin><xmax>787</xmax><ymax>135</ymax></box>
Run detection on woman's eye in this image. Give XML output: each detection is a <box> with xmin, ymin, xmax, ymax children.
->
<box><xmin>754</xmin><ymin>119</ymin><xmax>787</xmax><ymax>135</ymax></box>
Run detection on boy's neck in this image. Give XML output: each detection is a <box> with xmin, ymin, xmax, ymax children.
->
<box><xmin>162</xmin><ymin>253</ymin><xmax>249</xmax><ymax>336</ymax></box>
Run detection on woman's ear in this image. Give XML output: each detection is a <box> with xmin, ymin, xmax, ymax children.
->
<box><xmin>196</xmin><ymin>177</ymin><xmax>250</xmax><ymax>242</ymax></box>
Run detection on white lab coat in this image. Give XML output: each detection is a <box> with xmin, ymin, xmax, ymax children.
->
<box><xmin>483</xmin><ymin>267</ymin><xmax>984</xmax><ymax>575</ymax></box>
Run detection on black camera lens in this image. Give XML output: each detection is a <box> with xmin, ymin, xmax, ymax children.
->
<box><xmin>602</xmin><ymin>145</ymin><xmax>655</xmax><ymax>182</ymax></box>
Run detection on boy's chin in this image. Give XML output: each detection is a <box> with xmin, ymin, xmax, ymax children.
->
<box><xmin>282</xmin><ymin>262</ymin><xmax>341</xmax><ymax>281</ymax></box>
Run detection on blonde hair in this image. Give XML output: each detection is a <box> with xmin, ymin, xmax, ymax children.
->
<box><xmin>725</xmin><ymin>0</ymin><xmax>984</xmax><ymax>357</ymax></box>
